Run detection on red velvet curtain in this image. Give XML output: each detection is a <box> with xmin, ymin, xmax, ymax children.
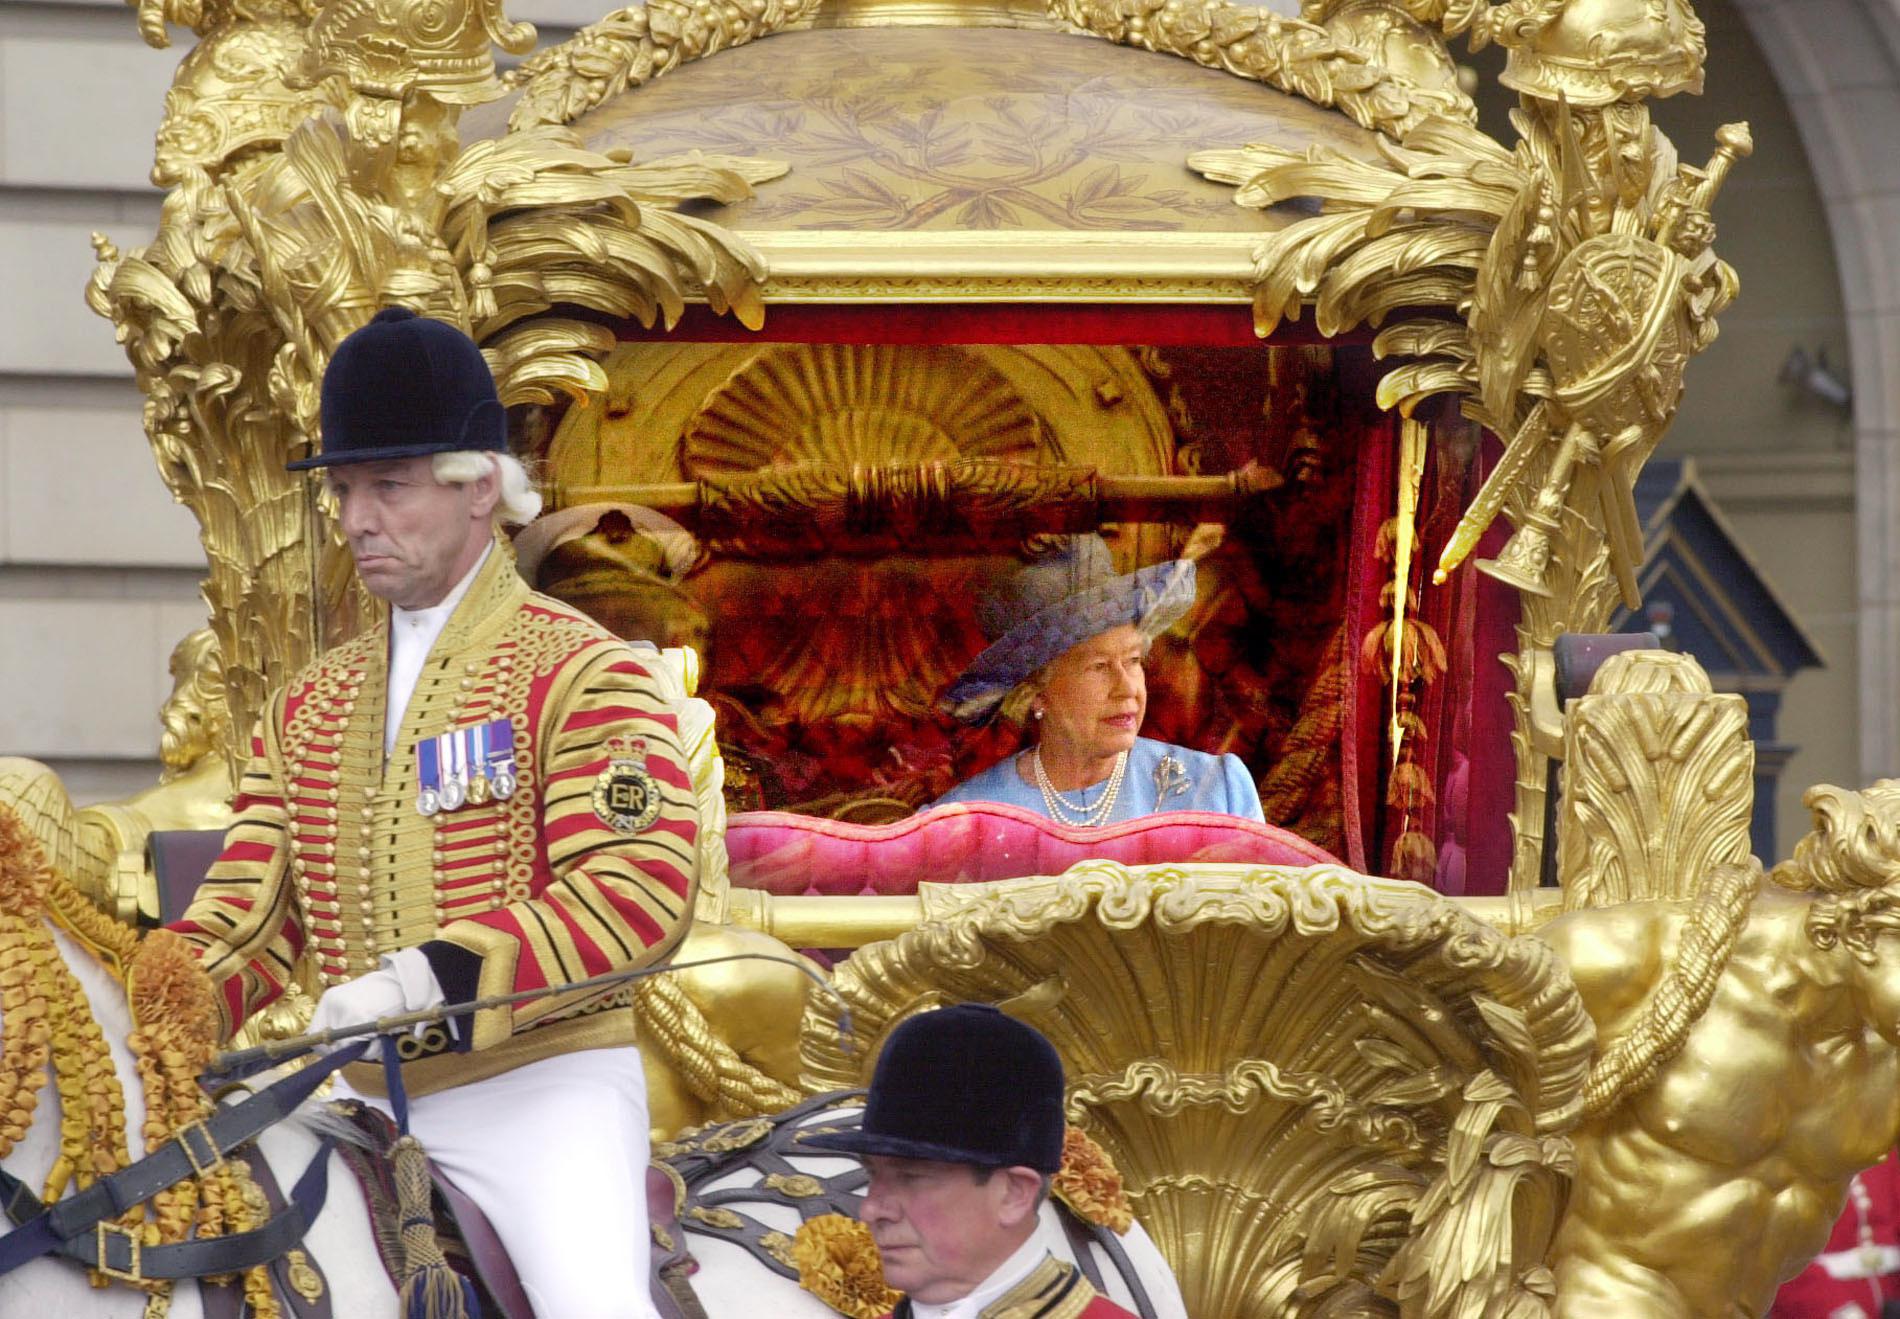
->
<box><xmin>607</xmin><ymin>303</ymin><xmax>1517</xmax><ymax>891</ymax></box>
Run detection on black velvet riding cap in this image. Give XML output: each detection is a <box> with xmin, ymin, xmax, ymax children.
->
<box><xmin>287</xmin><ymin>307</ymin><xmax>506</xmax><ymax>470</ymax></box>
<box><xmin>803</xmin><ymin>1004</ymin><xmax>1066</xmax><ymax>1173</ymax></box>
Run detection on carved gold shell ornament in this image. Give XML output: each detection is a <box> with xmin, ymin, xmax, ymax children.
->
<box><xmin>683</xmin><ymin>344</ymin><xmax>1047</xmax><ymax>475</ymax></box>
<box><xmin>801</xmin><ymin>863</ymin><xmax>1594</xmax><ymax>1316</ymax></box>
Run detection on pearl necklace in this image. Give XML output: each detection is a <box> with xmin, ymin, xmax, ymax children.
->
<box><xmin>1032</xmin><ymin>748</ymin><xmax>1127</xmax><ymax>827</ymax></box>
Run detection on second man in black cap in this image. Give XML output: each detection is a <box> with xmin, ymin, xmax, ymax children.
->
<box><xmin>806</xmin><ymin>1004</ymin><xmax>1138</xmax><ymax>1319</ymax></box>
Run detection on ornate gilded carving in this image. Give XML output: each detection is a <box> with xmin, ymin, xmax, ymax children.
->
<box><xmin>1539</xmin><ymin>780</ymin><xmax>1900</xmax><ymax>1315</ymax></box>
<box><xmin>506</xmin><ymin>0</ymin><xmax>826</xmax><ymax>130</ymax></box>
<box><xmin>1557</xmin><ymin>650</ymin><xmax>1754</xmax><ymax>910</ymax></box>
<box><xmin>1193</xmin><ymin>52</ymin><xmax>1747</xmax><ymax>889</ymax></box>
<box><xmin>508</xmin><ymin>0</ymin><xmax>1468</xmax><ymax>142</ymax></box>
<box><xmin>1354</xmin><ymin>0</ymin><xmax>1703</xmax><ymax>107</ymax></box>
<box><xmin>1047</xmin><ymin>0</ymin><xmax>1474</xmax><ymax>140</ymax></box>
<box><xmin>90</xmin><ymin>0</ymin><xmax>782</xmax><ymax>765</ymax></box>
<box><xmin>305</xmin><ymin>0</ymin><xmax>534</xmax><ymax>106</ymax></box>
<box><xmin>686</xmin><ymin>345</ymin><xmax>1045</xmax><ymax>474</ymax></box>
<box><xmin>804</xmin><ymin>863</ymin><xmax>1593</xmax><ymax>1316</ymax></box>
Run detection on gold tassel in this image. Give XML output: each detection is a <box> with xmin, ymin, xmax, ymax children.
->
<box><xmin>1389</xmin><ymin>418</ymin><xmax>1429</xmax><ymax>769</ymax></box>
<box><xmin>391</xmin><ymin>1134</ymin><xmax>474</xmax><ymax>1319</ymax></box>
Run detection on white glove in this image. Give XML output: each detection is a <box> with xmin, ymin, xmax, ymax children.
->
<box><xmin>308</xmin><ymin>947</ymin><xmax>445</xmax><ymax>1059</ymax></box>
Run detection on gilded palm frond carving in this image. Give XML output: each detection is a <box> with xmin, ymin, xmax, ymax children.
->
<box><xmin>802</xmin><ymin>864</ymin><xmax>1592</xmax><ymax>1316</ymax></box>
<box><xmin>1557</xmin><ymin>651</ymin><xmax>1754</xmax><ymax>910</ymax></box>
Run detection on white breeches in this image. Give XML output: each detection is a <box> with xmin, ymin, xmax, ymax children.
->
<box><xmin>339</xmin><ymin>1046</ymin><xmax>658</xmax><ymax>1319</ymax></box>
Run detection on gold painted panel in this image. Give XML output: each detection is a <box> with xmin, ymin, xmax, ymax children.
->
<box><xmin>482</xmin><ymin>27</ymin><xmax>1384</xmax><ymax>233</ymax></box>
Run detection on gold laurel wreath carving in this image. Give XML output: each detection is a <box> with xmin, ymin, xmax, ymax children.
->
<box><xmin>803</xmin><ymin>862</ymin><xmax>1593</xmax><ymax>1315</ymax></box>
<box><xmin>1046</xmin><ymin>0</ymin><xmax>1475</xmax><ymax>141</ymax></box>
<box><xmin>506</xmin><ymin>0</ymin><xmax>826</xmax><ymax>130</ymax></box>
<box><xmin>508</xmin><ymin>0</ymin><xmax>1469</xmax><ymax>141</ymax></box>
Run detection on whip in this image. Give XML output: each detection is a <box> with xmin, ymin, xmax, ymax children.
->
<box><xmin>208</xmin><ymin>951</ymin><xmax>853</xmax><ymax>1078</ymax></box>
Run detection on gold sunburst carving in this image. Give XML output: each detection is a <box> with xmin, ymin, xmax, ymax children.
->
<box><xmin>684</xmin><ymin>344</ymin><xmax>1046</xmax><ymax>474</ymax></box>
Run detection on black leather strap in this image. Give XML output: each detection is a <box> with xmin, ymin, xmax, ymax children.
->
<box><xmin>1084</xmin><ymin>1216</ymin><xmax>1159</xmax><ymax>1319</ymax></box>
<box><xmin>2</xmin><ymin>1129</ymin><xmax>339</xmax><ymax>1281</ymax></box>
<box><xmin>243</xmin><ymin>1144</ymin><xmax>335</xmax><ymax>1319</ymax></box>
<box><xmin>1056</xmin><ymin>1203</ymin><xmax>1109</xmax><ymax>1291</ymax></box>
<box><xmin>0</xmin><ymin>1038</ymin><xmax>368</xmax><ymax>1281</ymax></box>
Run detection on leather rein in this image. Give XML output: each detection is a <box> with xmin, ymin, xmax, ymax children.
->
<box><xmin>0</xmin><ymin>1039</ymin><xmax>370</xmax><ymax>1285</ymax></box>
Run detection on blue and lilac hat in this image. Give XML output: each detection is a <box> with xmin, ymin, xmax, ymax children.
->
<box><xmin>944</xmin><ymin>535</ymin><xmax>1196</xmax><ymax>724</ymax></box>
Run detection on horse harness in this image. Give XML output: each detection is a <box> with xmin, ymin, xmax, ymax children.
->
<box><xmin>0</xmin><ymin>1039</ymin><xmax>370</xmax><ymax>1291</ymax></box>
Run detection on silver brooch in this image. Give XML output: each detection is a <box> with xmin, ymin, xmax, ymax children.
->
<box><xmin>1154</xmin><ymin>753</ymin><xmax>1189</xmax><ymax>801</ymax></box>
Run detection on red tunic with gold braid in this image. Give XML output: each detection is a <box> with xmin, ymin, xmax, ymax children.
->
<box><xmin>882</xmin><ymin>1256</ymin><xmax>1137</xmax><ymax>1319</ymax></box>
<box><xmin>168</xmin><ymin>543</ymin><xmax>698</xmax><ymax>1095</ymax></box>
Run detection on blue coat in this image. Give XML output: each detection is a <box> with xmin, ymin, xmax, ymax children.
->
<box><xmin>934</xmin><ymin>737</ymin><xmax>1264</xmax><ymax>824</ymax></box>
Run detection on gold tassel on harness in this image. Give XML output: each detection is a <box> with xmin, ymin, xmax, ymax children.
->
<box><xmin>391</xmin><ymin>1133</ymin><xmax>476</xmax><ymax>1319</ymax></box>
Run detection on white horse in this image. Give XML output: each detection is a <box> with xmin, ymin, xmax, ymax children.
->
<box><xmin>653</xmin><ymin>1096</ymin><xmax>1189</xmax><ymax>1319</ymax></box>
<box><xmin>0</xmin><ymin>922</ymin><xmax>399</xmax><ymax>1317</ymax></box>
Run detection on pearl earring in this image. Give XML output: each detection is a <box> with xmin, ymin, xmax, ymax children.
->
<box><xmin>1033</xmin><ymin>709</ymin><xmax>1044</xmax><ymax>720</ymax></box>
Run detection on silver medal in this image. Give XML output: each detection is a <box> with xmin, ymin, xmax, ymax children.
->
<box><xmin>416</xmin><ymin>786</ymin><xmax>441</xmax><ymax>817</ymax></box>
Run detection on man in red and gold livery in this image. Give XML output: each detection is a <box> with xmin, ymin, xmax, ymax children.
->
<box><xmin>1774</xmin><ymin>1151</ymin><xmax>1900</xmax><ymax>1318</ymax></box>
<box><xmin>806</xmin><ymin>1005</ymin><xmax>1135</xmax><ymax>1319</ymax></box>
<box><xmin>133</xmin><ymin>307</ymin><xmax>694</xmax><ymax>1318</ymax></box>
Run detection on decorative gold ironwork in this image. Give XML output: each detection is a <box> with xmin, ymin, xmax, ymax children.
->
<box><xmin>802</xmin><ymin>863</ymin><xmax>1593</xmax><ymax>1316</ymax></box>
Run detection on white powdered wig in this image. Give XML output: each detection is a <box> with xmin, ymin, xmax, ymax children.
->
<box><xmin>432</xmin><ymin>450</ymin><xmax>543</xmax><ymax>526</ymax></box>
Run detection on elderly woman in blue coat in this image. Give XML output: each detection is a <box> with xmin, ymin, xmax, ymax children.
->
<box><xmin>936</xmin><ymin>536</ymin><xmax>1264</xmax><ymax>825</ymax></box>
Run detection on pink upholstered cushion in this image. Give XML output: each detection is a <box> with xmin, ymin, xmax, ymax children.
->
<box><xmin>725</xmin><ymin>801</ymin><xmax>1340</xmax><ymax>897</ymax></box>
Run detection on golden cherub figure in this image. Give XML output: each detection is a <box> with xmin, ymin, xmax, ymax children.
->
<box><xmin>1542</xmin><ymin>779</ymin><xmax>1900</xmax><ymax>1315</ymax></box>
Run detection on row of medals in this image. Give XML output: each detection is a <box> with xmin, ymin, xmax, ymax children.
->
<box><xmin>417</xmin><ymin>762</ymin><xmax>518</xmax><ymax>817</ymax></box>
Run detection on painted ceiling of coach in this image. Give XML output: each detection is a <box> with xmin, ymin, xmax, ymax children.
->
<box><xmin>486</xmin><ymin>27</ymin><xmax>1390</xmax><ymax>233</ymax></box>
